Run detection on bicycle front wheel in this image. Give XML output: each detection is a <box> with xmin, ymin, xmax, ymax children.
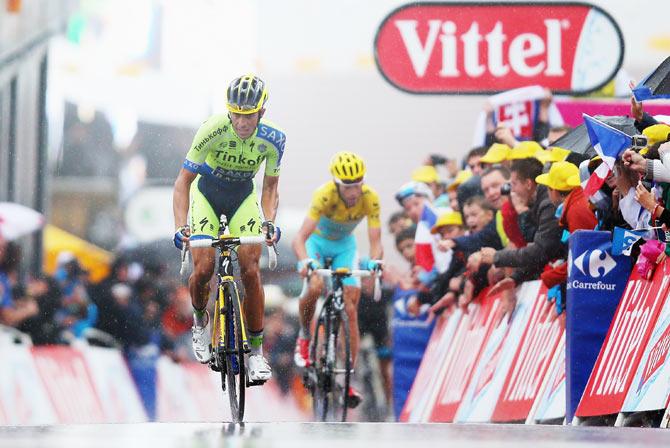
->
<box><xmin>223</xmin><ymin>281</ymin><xmax>246</xmax><ymax>423</ymax></box>
<box><xmin>311</xmin><ymin>304</ymin><xmax>352</xmax><ymax>422</ymax></box>
<box><xmin>329</xmin><ymin>309</ymin><xmax>351</xmax><ymax>422</ymax></box>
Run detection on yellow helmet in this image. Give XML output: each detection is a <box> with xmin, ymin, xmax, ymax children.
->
<box><xmin>330</xmin><ymin>151</ymin><xmax>366</xmax><ymax>183</ymax></box>
<box><xmin>226</xmin><ymin>74</ymin><xmax>268</xmax><ymax>114</ymax></box>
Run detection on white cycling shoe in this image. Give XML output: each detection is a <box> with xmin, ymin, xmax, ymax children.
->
<box><xmin>191</xmin><ymin>319</ymin><xmax>212</xmax><ymax>364</ymax></box>
<box><xmin>248</xmin><ymin>354</ymin><xmax>272</xmax><ymax>382</ymax></box>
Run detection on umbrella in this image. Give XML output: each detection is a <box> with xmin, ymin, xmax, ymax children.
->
<box><xmin>633</xmin><ymin>57</ymin><xmax>670</xmax><ymax>102</ymax></box>
<box><xmin>43</xmin><ymin>225</ymin><xmax>113</xmax><ymax>283</ymax></box>
<box><xmin>550</xmin><ymin>115</ymin><xmax>638</xmax><ymax>158</ymax></box>
<box><xmin>0</xmin><ymin>202</ymin><xmax>45</xmax><ymax>241</ymax></box>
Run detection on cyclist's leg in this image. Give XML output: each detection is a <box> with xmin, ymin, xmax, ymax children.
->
<box><xmin>189</xmin><ymin>177</ymin><xmax>218</xmax><ymax>317</ymax></box>
<box><xmin>299</xmin><ymin>234</ymin><xmax>325</xmax><ymax>337</ymax></box>
<box><xmin>188</xmin><ymin>178</ymin><xmax>219</xmax><ymax>362</ymax></box>
<box><xmin>229</xmin><ymin>191</ymin><xmax>272</xmax><ymax>380</ymax></box>
<box><xmin>331</xmin><ymin>235</ymin><xmax>361</xmax><ymax>366</ymax></box>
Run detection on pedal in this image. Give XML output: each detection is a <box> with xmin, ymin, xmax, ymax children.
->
<box><xmin>209</xmin><ymin>358</ymin><xmax>222</xmax><ymax>372</ymax></box>
<box><xmin>246</xmin><ymin>379</ymin><xmax>267</xmax><ymax>387</ymax></box>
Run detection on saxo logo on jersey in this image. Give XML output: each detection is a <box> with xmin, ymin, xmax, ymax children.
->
<box><xmin>374</xmin><ymin>2</ymin><xmax>624</xmax><ymax>94</ymax></box>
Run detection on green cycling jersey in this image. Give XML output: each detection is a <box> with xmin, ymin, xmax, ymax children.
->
<box><xmin>183</xmin><ymin>114</ymin><xmax>286</xmax><ymax>183</ymax></box>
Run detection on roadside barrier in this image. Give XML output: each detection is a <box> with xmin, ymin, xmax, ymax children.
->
<box><xmin>400</xmin><ymin>231</ymin><xmax>670</xmax><ymax>427</ymax></box>
<box><xmin>0</xmin><ymin>328</ymin><xmax>307</xmax><ymax>424</ymax></box>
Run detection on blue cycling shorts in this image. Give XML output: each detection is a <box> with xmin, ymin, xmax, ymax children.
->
<box><xmin>306</xmin><ymin>233</ymin><xmax>360</xmax><ymax>287</ymax></box>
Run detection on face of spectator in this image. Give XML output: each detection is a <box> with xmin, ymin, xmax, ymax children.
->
<box><xmin>402</xmin><ymin>195</ymin><xmax>425</xmax><ymax>223</ymax></box>
<box><xmin>396</xmin><ymin>237</ymin><xmax>415</xmax><ymax>264</ymax></box>
<box><xmin>389</xmin><ymin>218</ymin><xmax>411</xmax><ymax>236</ymax></box>
<box><xmin>448</xmin><ymin>189</ymin><xmax>459</xmax><ymax>211</ymax></box>
<box><xmin>481</xmin><ymin>170</ymin><xmax>507</xmax><ymax>209</ymax></box>
<box><xmin>337</xmin><ymin>183</ymin><xmax>363</xmax><ymax>207</ymax></box>
<box><xmin>510</xmin><ymin>172</ymin><xmax>536</xmax><ymax>205</ymax></box>
<box><xmin>463</xmin><ymin>203</ymin><xmax>493</xmax><ymax>233</ymax></box>
<box><xmin>467</xmin><ymin>155</ymin><xmax>484</xmax><ymax>176</ymax></box>
<box><xmin>548</xmin><ymin>188</ymin><xmax>566</xmax><ymax>207</ymax></box>
<box><xmin>428</xmin><ymin>182</ymin><xmax>442</xmax><ymax>199</ymax></box>
<box><xmin>438</xmin><ymin>225</ymin><xmax>464</xmax><ymax>240</ymax></box>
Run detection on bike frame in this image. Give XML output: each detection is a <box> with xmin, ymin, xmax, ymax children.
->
<box><xmin>211</xmin><ymin>247</ymin><xmax>249</xmax><ymax>358</ymax></box>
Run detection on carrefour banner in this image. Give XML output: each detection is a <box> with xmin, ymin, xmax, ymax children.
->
<box><xmin>565</xmin><ymin>230</ymin><xmax>631</xmax><ymax>423</ymax></box>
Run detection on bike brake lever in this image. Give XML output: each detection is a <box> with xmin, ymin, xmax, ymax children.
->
<box><xmin>179</xmin><ymin>246</ymin><xmax>190</xmax><ymax>276</ymax></box>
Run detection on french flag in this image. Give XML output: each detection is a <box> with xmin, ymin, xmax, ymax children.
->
<box><xmin>415</xmin><ymin>203</ymin><xmax>451</xmax><ymax>273</ymax></box>
<box><xmin>582</xmin><ymin>114</ymin><xmax>631</xmax><ymax>197</ymax></box>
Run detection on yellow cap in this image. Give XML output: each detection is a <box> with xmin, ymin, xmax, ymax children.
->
<box><xmin>536</xmin><ymin>146</ymin><xmax>571</xmax><ymax>164</ymax></box>
<box><xmin>430</xmin><ymin>211</ymin><xmax>463</xmax><ymax>234</ymax></box>
<box><xmin>447</xmin><ymin>170</ymin><xmax>473</xmax><ymax>192</ymax></box>
<box><xmin>643</xmin><ymin>124</ymin><xmax>670</xmax><ymax>146</ymax></box>
<box><xmin>480</xmin><ymin>143</ymin><xmax>511</xmax><ymax>164</ymax></box>
<box><xmin>535</xmin><ymin>161</ymin><xmax>580</xmax><ymax>192</ymax></box>
<box><xmin>508</xmin><ymin>141</ymin><xmax>544</xmax><ymax>160</ymax></box>
<box><xmin>411</xmin><ymin>165</ymin><xmax>440</xmax><ymax>184</ymax></box>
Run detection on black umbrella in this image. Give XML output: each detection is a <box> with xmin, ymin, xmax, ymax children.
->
<box><xmin>633</xmin><ymin>56</ymin><xmax>670</xmax><ymax>101</ymax></box>
<box><xmin>551</xmin><ymin>115</ymin><xmax>637</xmax><ymax>158</ymax></box>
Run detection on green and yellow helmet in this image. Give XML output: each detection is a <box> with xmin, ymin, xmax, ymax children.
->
<box><xmin>226</xmin><ymin>74</ymin><xmax>268</xmax><ymax>114</ymax></box>
<box><xmin>330</xmin><ymin>151</ymin><xmax>366</xmax><ymax>183</ymax></box>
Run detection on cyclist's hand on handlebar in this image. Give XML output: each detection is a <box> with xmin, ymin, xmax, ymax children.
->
<box><xmin>173</xmin><ymin>225</ymin><xmax>191</xmax><ymax>250</ymax></box>
<box><xmin>359</xmin><ymin>256</ymin><xmax>383</xmax><ymax>272</ymax></box>
<box><xmin>365</xmin><ymin>259</ymin><xmax>384</xmax><ymax>272</ymax></box>
<box><xmin>262</xmin><ymin>220</ymin><xmax>281</xmax><ymax>245</ymax></box>
<box><xmin>297</xmin><ymin>258</ymin><xmax>320</xmax><ymax>277</ymax></box>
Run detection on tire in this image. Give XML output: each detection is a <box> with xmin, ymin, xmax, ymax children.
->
<box><xmin>329</xmin><ymin>309</ymin><xmax>351</xmax><ymax>422</ymax></box>
<box><xmin>224</xmin><ymin>281</ymin><xmax>246</xmax><ymax>423</ymax></box>
<box><xmin>310</xmin><ymin>307</ymin><xmax>329</xmax><ymax>422</ymax></box>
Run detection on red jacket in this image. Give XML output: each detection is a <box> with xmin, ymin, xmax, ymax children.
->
<box><xmin>541</xmin><ymin>187</ymin><xmax>598</xmax><ymax>288</ymax></box>
<box><xmin>500</xmin><ymin>199</ymin><xmax>527</xmax><ymax>248</ymax></box>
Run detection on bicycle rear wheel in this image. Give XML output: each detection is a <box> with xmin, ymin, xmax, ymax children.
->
<box><xmin>223</xmin><ymin>281</ymin><xmax>246</xmax><ymax>423</ymax></box>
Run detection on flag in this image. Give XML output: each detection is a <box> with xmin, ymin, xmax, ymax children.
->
<box><xmin>582</xmin><ymin>162</ymin><xmax>611</xmax><ymax>198</ymax></box>
<box><xmin>471</xmin><ymin>85</ymin><xmax>564</xmax><ymax>147</ymax></box>
<box><xmin>583</xmin><ymin>114</ymin><xmax>631</xmax><ymax>169</ymax></box>
<box><xmin>414</xmin><ymin>203</ymin><xmax>451</xmax><ymax>273</ymax></box>
<box><xmin>581</xmin><ymin>114</ymin><xmax>632</xmax><ymax>197</ymax></box>
<box><xmin>612</xmin><ymin>227</ymin><xmax>646</xmax><ymax>256</ymax></box>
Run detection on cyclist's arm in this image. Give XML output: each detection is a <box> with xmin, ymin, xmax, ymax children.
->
<box><xmin>173</xmin><ymin>168</ymin><xmax>197</xmax><ymax>230</ymax></box>
<box><xmin>292</xmin><ymin>216</ymin><xmax>318</xmax><ymax>261</ymax></box>
<box><xmin>368</xmin><ymin>227</ymin><xmax>383</xmax><ymax>260</ymax></box>
<box><xmin>261</xmin><ymin>174</ymin><xmax>279</xmax><ymax>223</ymax></box>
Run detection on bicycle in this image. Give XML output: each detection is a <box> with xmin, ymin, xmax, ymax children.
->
<box><xmin>181</xmin><ymin>214</ymin><xmax>277</xmax><ymax>423</ymax></box>
<box><xmin>301</xmin><ymin>260</ymin><xmax>382</xmax><ymax>422</ymax></box>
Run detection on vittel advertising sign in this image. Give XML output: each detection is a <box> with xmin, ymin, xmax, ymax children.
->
<box><xmin>374</xmin><ymin>2</ymin><xmax>624</xmax><ymax>94</ymax></box>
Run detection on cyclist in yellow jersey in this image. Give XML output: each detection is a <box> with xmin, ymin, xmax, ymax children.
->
<box><xmin>292</xmin><ymin>151</ymin><xmax>383</xmax><ymax>408</ymax></box>
<box><xmin>172</xmin><ymin>75</ymin><xmax>282</xmax><ymax>382</ymax></box>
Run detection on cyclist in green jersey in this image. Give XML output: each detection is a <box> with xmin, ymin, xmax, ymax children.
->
<box><xmin>172</xmin><ymin>74</ymin><xmax>283</xmax><ymax>382</ymax></box>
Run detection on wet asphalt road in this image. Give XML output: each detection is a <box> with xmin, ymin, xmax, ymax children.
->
<box><xmin>2</xmin><ymin>422</ymin><xmax>670</xmax><ymax>448</ymax></box>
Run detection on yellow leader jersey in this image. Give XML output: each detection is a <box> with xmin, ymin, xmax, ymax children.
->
<box><xmin>308</xmin><ymin>181</ymin><xmax>381</xmax><ymax>240</ymax></box>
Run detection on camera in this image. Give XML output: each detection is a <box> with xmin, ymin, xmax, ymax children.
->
<box><xmin>429</xmin><ymin>154</ymin><xmax>448</xmax><ymax>165</ymax></box>
<box><xmin>500</xmin><ymin>182</ymin><xmax>511</xmax><ymax>195</ymax></box>
<box><xmin>631</xmin><ymin>135</ymin><xmax>648</xmax><ymax>150</ymax></box>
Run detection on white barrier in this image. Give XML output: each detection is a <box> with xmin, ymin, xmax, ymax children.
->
<box><xmin>0</xmin><ymin>332</ymin><xmax>308</xmax><ymax>425</ymax></box>
<box><xmin>0</xmin><ymin>335</ymin><xmax>57</xmax><ymax>425</ymax></box>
